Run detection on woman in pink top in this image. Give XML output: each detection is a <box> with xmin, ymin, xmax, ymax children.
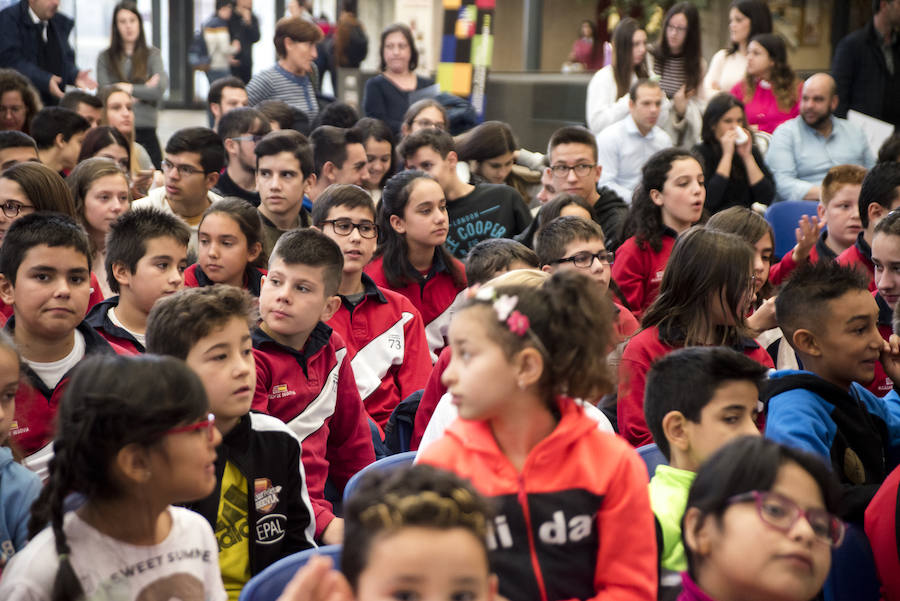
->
<box><xmin>730</xmin><ymin>34</ymin><xmax>800</xmax><ymax>134</ymax></box>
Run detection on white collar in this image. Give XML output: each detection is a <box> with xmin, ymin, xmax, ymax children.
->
<box><xmin>626</xmin><ymin>114</ymin><xmax>656</xmax><ymax>139</ymax></box>
<box><xmin>27</xmin><ymin>6</ymin><xmax>44</xmax><ymax>26</ymax></box>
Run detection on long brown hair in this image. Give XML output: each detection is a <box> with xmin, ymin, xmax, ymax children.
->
<box><xmin>742</xmin><ymin>34</ymin><xmax>798</xmax><ymax>112</ymax></box>
<box><xmin>612</xmin><ymin>18</ymin><xmax>648</xmax><ymax>99</ymax></box>
<box><xmin>99</xmin><ymin>85</ymin><xmax>140</xmax><ymax>175</ymax></box>
<box><xmin>105</xmin><ymin>2</ymin><xmax>149</xmax><ymax>82</ymax></box>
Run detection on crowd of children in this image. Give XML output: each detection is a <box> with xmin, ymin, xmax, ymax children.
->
<box><xmin>0</xmin><ymin>3</ymin><xmax>899</xmax><ymax>601</ymax></box>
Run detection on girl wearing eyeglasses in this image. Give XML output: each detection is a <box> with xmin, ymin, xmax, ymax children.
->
<box><xmin>618</xmin><ymin>228</ymin><xmax>774</xmax><ymax>447</ymax></box>
<box><xmin>681</xmin><ymin>436</ymin><xmax>843</xmax><ymax>601</ymax></box>
<box><xmin>0</xmin><ymin>354</ymin><xmax>226</xmax><ymax>601</ymax></box>
<box><xmin>185</xmin><ymin>197</ymin><xmax>267</xmax><ymax>297</ymax></box>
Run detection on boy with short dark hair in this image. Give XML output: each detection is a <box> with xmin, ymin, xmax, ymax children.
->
<box><xmin>537</xmin><ymin>215</ymin><xmax>639</xmax><ymax>340</ymax></box>
<box><xmin>399</xmin><ymin>128</ymin><xmax>532</xmax><ymax>259</ymax></box>
<box><xmin>254</xmin><ymin>130</ymin><xmax>314</xmax><ymax>257</ymax></box>
<box><xmin>0</xmin><ymin>213</ymin><xmax>130</xmax><ymax>478</ymax></box>
<box><xmin>30</xmin><ymin>106</ymin><xmax>89</xmax><ymax>173</ymax></box>
<box><xmin>146</xmin><ymin>285</ymin><xmax>316</xmax><ymax>598</ymax></box>
<box><xmin>251</xmin><ymin>228</ymin><xmax>375</xmax><ymax>544</ymax></box>
<box><xmin>464</xmin><ymin>238</ymin><xmax>539</xmax><ymax>285</ymax></box>
<box><xmin>306</xmin><ymin>126</ymin><xmax>369</xmax><ymax>202</ymax></box>
<box><xmin>312</xmin><ymin>184</ymin><xmax>432</xmax><ymax>429</ymax></box>
<box><xmin>644</xmin><ymin>346</ymin><xmax>765</xmax><ymax>573</ymax></box>
<box><xmin>85</xmin><ymin>208</ymin><xmax>190</xmax><ymax>352</ymax></box>
<box><xmin>768</xmin><ymin>260</ymin><xmax>900</xmax><ymax>522</ymax></box>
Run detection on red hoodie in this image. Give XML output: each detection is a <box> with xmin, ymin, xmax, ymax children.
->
<box><xmin>611</xmin><ymin>231</ymin><xmax>677</xmax><ymax>318</ymax></box>
<box><xmin>419</xmin><ymin>397</ymin><xmax>657</xmax><ymax>601</ymax></box>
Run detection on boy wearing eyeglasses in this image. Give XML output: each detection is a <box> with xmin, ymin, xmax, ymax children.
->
<box><xmin>213</xmin><ymin>107</ymin><xmax>271</xmax><ymax>207</ymax></box>
<box><xmin>255</xmin><ymin>130</ymin><xmax>315</xmax><ymax>258</ymax></box>
<box><xmin>146</xmin><ymin>285</ymin><xmax>316</xmax><ymax>600</ymax></box>
<box><xmin>399</xmin><ymin>128</ymin><xmax>532</xmax><ymax>260</ymax></box>
<box><xmin>536</xmin><ymin>215</ymin><xmax>638</xmax><ymax>344</ymax></box>
<box><xmin>312</xmin><ymin>184</ymin><xmax>431</xmax><ymax>430</ymax></box>
<box><xmin>133</xmin><ymin>127</ymin><xmax>225</xmax><ymax>263</ymax></box>
<box><xmin>644</xmin><ymin>347</ymin><xmax>764</xmax><ymax>582</ymax></box>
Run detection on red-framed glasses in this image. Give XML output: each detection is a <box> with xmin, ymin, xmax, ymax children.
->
<box><xmin>164</xmin><ymin>413</ymin><xmax>216</xmax><ymax>441</ymax></box>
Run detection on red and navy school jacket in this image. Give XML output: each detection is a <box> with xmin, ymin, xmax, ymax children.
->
<box><xmin>618</xmin><ymin>324</ymin><xmax>774</xmax><ymax>447</ymax></box>
<box><xmin>837</xmin><ymin>231</ymin><xmax>877</xmax><ymax>292</ymax></box>
<box><xmin>184</xmin><ymin>264</ymin><xmax>267</xmax><ymax>297</ymax></box>
<box><xmin>611</xmin><ymin>229</ymin><xmax>677</xmax><ymax>319</ymax></box>
<box><xmin>327</xmin><ymin>274</ymin><xmax>432</xmax><ymax>429</ymax></box>
<box><xmin>410</xmin><ymin>346</ymin><xmax>451</xmax><ymax>451</ymax></box>
<box><xmin>7</xmin><ymin>318</ymin><xmax>135</xmax><ymax>479</ymax></box>
<box><xmin>364</xmin><ymin>253</ymin><xmax>467</xmax><ymax>360</ymax></box>
<box><xmin>769</xmin><ymin>229</ymin><xmax>839</xmax><ymax>286</ymax></box>
<box><xmin>419</xmin><ymin>397</ymin><xmax>658</xmax><ymax>601</ymax></box>
<box><xmin>865</xmin><ymin>463</ymin><xmax>900</xmax><ymax>600</ymax></box>
<box><xmin>84</xmin><ymin>296</ymin><xmax>144</xmax><ymax>353</ymax></box>
<box><xmin>251</xmin><ymin>323</ymin><xmax>375</xmax><ymax>538</ymax></box>
<box><xmin>0</xmin><ymin>271</ymin><xmax>105</xmax><ymax>327</ymax></box>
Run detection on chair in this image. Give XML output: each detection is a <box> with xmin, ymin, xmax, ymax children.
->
<box><xmin>239</xmin><ymin>545</ymin><xmax>342</xmax><ymax>601</ymax></box>
<box><xmin>342</xmin><ymin>451</ymin><xmax>417</xmax><ymax>504</ymax></box>
<box><xmin>823</xmin><ymin>523</ymin><xmax>881</xmax><ymax>601</ymax></box>
<box><xmin>636</xmin><ymin>443</ymin><xmax>668</xmax><ymax>479</ymax></box>
<box><xmin>764</xmin><ymin>200</ymin><xmax>819</xmax><ymax>259</ymax></box>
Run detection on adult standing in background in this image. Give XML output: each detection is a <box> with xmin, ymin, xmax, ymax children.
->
<box><xmin>703</xmin><ymin>0</ymin><xmax>772</xmax><ymax>97</ymax></box>
<box><xmin>831</xmin><ymin>0</ymin><xmax>900</xmax><ymax>128</ymax></box>
<box><xmin>0</xmin><ymin>0</ymin><xmax>97</xmax><ymax>106</ymax></box>
<box><xmin>97</xmin><ymin>1</ymin><xmax>168</xmax><ymax>169</ymax></box>
<box><xmin>363</xmin><ymin>23</ymin><xmax>435</xmax><ymax>137</ymax></box>
<box><xmin>229</xmin><ymin>0</ymin><xmax>260</xmax><ymax>84</ymax></box>
<box><xmin>202</xmin><ymin>0</ymin><xmax>239</xmax><ymax>85</ymax></box>
<box><xmin>246</xmin><ymin>16</ymin><xmax>322</xmax><ymax>120</ymax></box>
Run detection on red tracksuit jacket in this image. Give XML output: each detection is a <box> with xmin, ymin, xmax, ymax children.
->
<box><xmin>611</xmin><ymin>230</ymin><xmax>677</xmax><ymax>318</ymax></box>
<box><xmin>84</xmin><ymin>296</ymin><xmax>144</xmax><ymax>353</ymax></box>
<box><xmin>327</xmin><ymin>274</ymin><xmax>432</xmax><ymax>429</ymax></box>
<box><xmin>183</xmin><ymin>263</ymin><xmax>267</xmax><ymax>296</ymax></box>
<box><xmin>419</xmin><ymin>397</ymin><xmax>657</xmax><ymax>601</ymax></box>
<box><xmin>364</xmin><ymin>253</ymin><xmax>466</xmax><ymax>360</ymax></box>
<box><xmin>837</xmin><ymin>232</ymin><xmax>876</xmax><ymax>292</ymax></box>
<box><xmin>251</xmin><ymin>323</ymin><xmax>375</xmax><ymax>537</ymax></box>
<box><xmin>618</xmin><ymin>325</ymin><xmax>774</xmax><ymax>447</ymax></box>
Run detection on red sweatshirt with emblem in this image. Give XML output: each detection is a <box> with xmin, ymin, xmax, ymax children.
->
<box><xmin>611</xmin><ymin>232</ymin><xmax>677</xmax><ymax>318</ymax></box>
<box><xmin>327</xmin><ymin>274</ymin><xmax>432</xmax><ymax>429</ymax></box>
<box><xmin>836</xmin><ymin>233</ymin><xmax>876</xmax><ymax>292</ymax></box>
<box><xmin>618</xmin><ymin>325</ymin><xmax>774</xmax><ymax>447</ymax></box>
<box><xmin>419</xmin><ymin>397</ymin><xmax>657</xmax><ymax>601</ymax></box>
<box><xmin>365</xmin><ymin>254</ymin><xmax>466</xmax><ymax>360</ymax></box>
<box><xmin>251</xmin><ymin>323</ymin><xmax>376</xmax><ymax>537</ymax></box>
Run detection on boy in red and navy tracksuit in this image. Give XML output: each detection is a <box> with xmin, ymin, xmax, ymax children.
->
<box><xmin>85</xmin><ymin>208</ymin><xmax>191</xmax><ymax>353</ymax></box>
<box><xmin>312</xmin><ymin>186</ymin><xmax>432</xmax><ymax>429</ymax></box>
<box><xmin>251</xmin><ymin>228</ymin><xmax>375</xmax><ymax>545</ymax></box>
<box><xmin>1</xmin><ymin>214</ymin><xmax>133</xmax><ymax>480</ymax></box>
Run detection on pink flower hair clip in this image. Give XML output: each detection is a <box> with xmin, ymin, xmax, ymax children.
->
<box><xmin>471</xmin><ymin>286</ymin><xmax>530</xmax><ymax>337</ymax></box>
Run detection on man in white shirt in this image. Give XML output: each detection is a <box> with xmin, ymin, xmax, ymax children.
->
<box><xmin>596</xmin><ymin>80</ymin><xmax>673</xmax><ymax>203</ymax></box>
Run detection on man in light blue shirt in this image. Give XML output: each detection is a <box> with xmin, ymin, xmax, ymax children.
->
<box><xmin>596</xmin><ymin>79</ymin><xmax>673</xmax><ymax>203</ymax></box>
<box><xmin>766</xmin><ymin>73</ymin><xmax>875</xmax><ymax>201</ymax></box>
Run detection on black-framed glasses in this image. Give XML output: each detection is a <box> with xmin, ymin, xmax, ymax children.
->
<box><xmin>164</xmin><ymin>413</ymin><xmax>217</xmax><ymax>442</ymax></box>
<box><xmin>161</xmin><ymin>159</ymin><xmax>204</xmax><ymax>177</ymax></box>
<box><xmin>322</xmin><ymin>219</ymin><xmax>379</xmax><ymax>239</ymax></box>
<box><xmin>231</xmin><ymin>134</ymin><xmax>265</xmax><ymax>143</ymax></box>
<box><xmin>0</xmin><ymin>200</ymin><xmax>34</xmax><ymax>218</ymax></box>
<box><xmin>411</xmin><ymin>118</ymin><xmax>446</xmax><ymax>130</ymax></box>
<box><xmin>550</xmin><ymin>163</ymin><xmax>595</xmax><ymax>178</ymax></box>
<box><xmin>552</xmin><ymin>250</ymin><xmax>614</xmax><ymax>269</ymax></box>
<box><xmin>727</xmin><ymin>490</ymin><xmax>845</xmax><ymax>547</ymax></box>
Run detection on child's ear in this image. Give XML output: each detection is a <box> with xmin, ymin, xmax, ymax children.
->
<box><xmin>389</xmin><ymin>214</ymin><xmax>406</xmax><ymax>234</ymax></box>
<box><xmin>682</xmin><ymin>506</ymin><xmax>712</xmax><ymax>557</ymax></box>
<box><xmin>446</xmin><ymin>151</ymin><xmax>459</xmax><ymax>169</ymax></box>
<box><xmin>54</xmin><ymin>132</ymin><xmax>66</xmax><ymax>150</ymax></box>
<box><xmin>111</xmin><ymin>261</ymin><xmax>132</xmax><ymax>288</ymax></box>
<box><xmin>303</xmin><ymin>173</ymin><xmax>316</xmax><ymax>194</ymax></box>
<box><xmin>247</xmin><ymin>242</ymin><xmax>262</xmax><ymax>264</ymax></box>
<box><xmin>650</xmin><ymin>188</ymin><xmax>664</xmax><ymax>207</ymax></box>
<box><xmin>114</xmin><ymin>443</ymin><xmax>154</xmax><ymax>486</ymax></box>
<box><xmin>223</xmin><ymin>137</ymin><xmax>238</xmax><ymax>156</ymax></box>
<box><xmin>514</xmin><ymin>346</ymin><xmax>544</xmax><ymax>389</ymax></box>
<box><xmin>661</xmin><ymin>410</ymin><xmax>690</xmax><ymax>453</ymax></box>
<box><xmin>541</xmin><ymin>264</ymin><xmax>554</xmax><ymax>274</ymax></box>
<box><xmin>204</xmin><ymin>171</ymin><xmax>219</xmax><ymax>191</ymax></box>
<box><xmin>0</xmin><ymin>274</ymin><xmax>14</xmax><ymax>306</ymax></box>
<box><xmin>791</xmin><ymin>328</ymin><xmax>821</xmax><ymax>357</ymax></box>
<box><xmin>322</xmin><ymin>161</ymin><xmax>337</xmax><ymax>184</ymax></box>
<box><xmin>869</xmin><ymin>202</ymin><xmax>887</xmax><ymax>228</ymax></box>
<box><xmin>320</xmin><ymin>294</ymin><xmax>341</xmax><ymax>322</ymax></box>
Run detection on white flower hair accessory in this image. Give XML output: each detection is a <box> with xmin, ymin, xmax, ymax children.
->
<box><xmin>467</xmin><ymin>285</ymin><xmax>530</xmax><ymax>337</ymax></box>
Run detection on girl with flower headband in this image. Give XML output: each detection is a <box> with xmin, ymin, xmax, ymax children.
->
<box><xmin>418</xmin><ymin>269</ymin><xmax>657</xmax><ymax>601</ymax></box>
<box><xmin>275</xmin><ymin>464</ymin><xmax>497</xmax><ymax>601</ymax></box>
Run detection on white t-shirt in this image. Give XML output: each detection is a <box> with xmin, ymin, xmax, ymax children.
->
<box><xmin>25</xmin><ymin>330</ymin><xmax>85</xmax><ymax>390</ymax></box>
<box><xmin>108</xmin><ymin>307</ymin><xmax>146</xmax><ymax>348</ymax></box>
<box><xmin>0</xmin><ymin>507</ymin><xmax>227</xmax><ymax>601</ymax></box>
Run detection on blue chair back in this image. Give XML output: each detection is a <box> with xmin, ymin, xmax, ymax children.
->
<box><xmin>823</xmin><ymin>523</ymin><xmax>880</xmax><ymax>601</ymax></box>
<box><xmin>764</xmin><ymin>200</ymin><xmax>819</xmax><ymax>259</ymax></box>
<box><xmin>343</xmin><ymin>451</ymin><xmax>417</xmax><ymax>504</ymax></box>
<box><xmin>636</xmin><ymin>443</ymin><xmax>668</xmax><ymax>479</ymax></box>
<box><xmin>239</xmin><ymin>545</ymin><xmax>342</xmax><ymax>601</ymax></box>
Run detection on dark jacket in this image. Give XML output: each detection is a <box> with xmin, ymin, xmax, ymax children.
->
<box><xmin>692</xmin><ymin>142</ymin><xmax>775</xmax><ymax>214</ymax></box>
<box><xmin>0</xmin><ymin>0</ymin><xmax>78</xmax><ymax>106</ymax></box>
<box><xmin>184</xmin><ymin>411</ymin><xmax>317</xmax><ymax>576</ymax></box>
<box><xmin>229</xmin><ymin>10</ymin><xmax>260</xmax><ymax>83</ymax></box>
<box><xmin>831</xmin><ymin>20</ymin><xmax>900</xmax><ymax>127</ymax></box>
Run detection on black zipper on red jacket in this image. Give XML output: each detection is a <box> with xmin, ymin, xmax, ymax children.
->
<box><xmin>517</xmin><ymin>473</ymin><xmax>549</xmax><ymax>601</ymax></box>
